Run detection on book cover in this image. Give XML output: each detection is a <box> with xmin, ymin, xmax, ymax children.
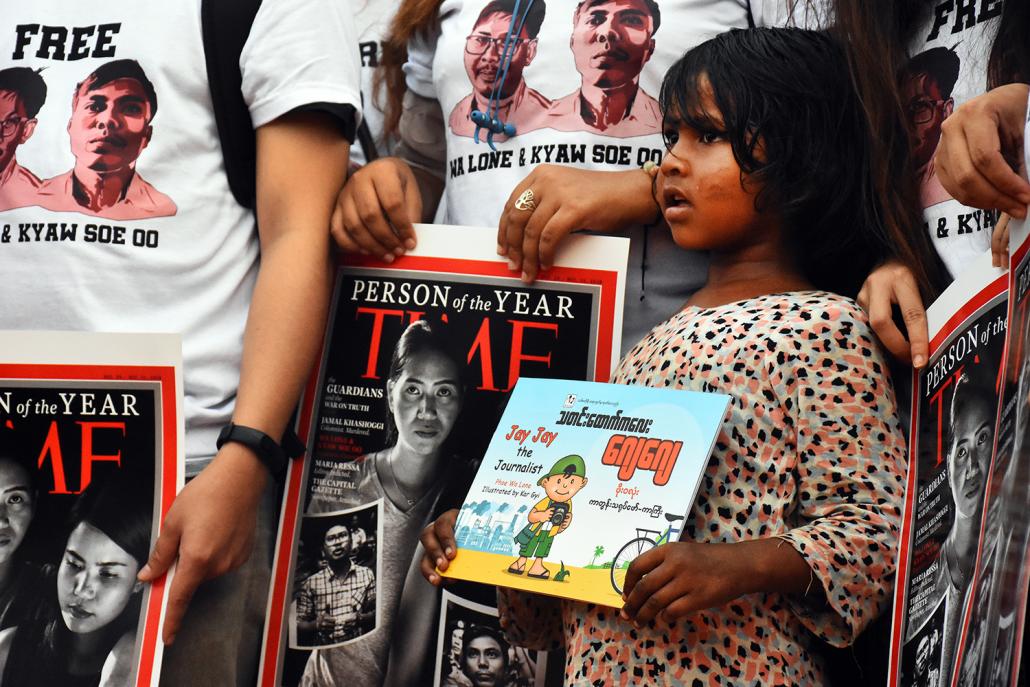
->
<box><xmin>440</xmin><ymin>377</ymin><xmax>729</xmax><ymax>608</ymax></box>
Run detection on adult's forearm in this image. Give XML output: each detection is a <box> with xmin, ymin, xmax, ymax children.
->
<box><xmin>231</xmin><ymin>112</ymin><xmax>348</xmax><ymax>467</ymax></box>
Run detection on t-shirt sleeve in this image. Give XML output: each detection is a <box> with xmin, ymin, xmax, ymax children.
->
<box><xmin>239</xmin><ymin>0</ymin><xmax>363</xmax><ymax>129</ymax></box>
<box><xmin>749</xmin><ymin>0</ymin><xmax>830</xmax><ymax>28</ymax></box>
<box><xmin>773</xmin><ymin>301</ymin><xmax>908</xmax><ymax>647</ymax></box>
<box><xmin>404</xmin><ymin>26</ymin><xmax>441</xmax><ymax>100</ymax></box>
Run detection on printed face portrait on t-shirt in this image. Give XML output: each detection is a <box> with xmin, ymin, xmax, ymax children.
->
<box><xmin>0</xmin><ymin>67</ymin><xmax>46</xmax><ymax>210</ymax></box>
<box><xmin>569</xmin><ymin>0</ymin><xmax>657</xmax><ymax>91</ymax></box>
<box><xmin>450</xmin><ymin>0</ymin><xmax>551</xmax><ymax>139</ymax></box>
<box><xmin>903</xmin><ymin>47</ymin><xmax>959</xmax><ymax>171</ymax></box>
<box><xmin>27</xmin><ymin>58</ymin><xmax>178</xmax><ymax>220</ymax></box>
<box><xmin>68</xmin><ymin>74</ymin><xmax>154</xmax><ymax>175</ymax></box>
<box><xmin>464</xmin><ymin>11</ymin><xmax>538</xmax><ymax>101</ymax></box>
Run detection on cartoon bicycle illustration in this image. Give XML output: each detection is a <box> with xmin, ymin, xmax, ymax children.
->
<box><xmin>609</xmin><ymin>512</ymin><xmax>685</xmax><ymax>594</ymax></box>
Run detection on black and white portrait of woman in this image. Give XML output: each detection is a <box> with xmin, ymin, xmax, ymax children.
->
<box><xmin>0</xmin><ymin>473</ymin><xmax>151</xmax><ymax>687</ymax></box>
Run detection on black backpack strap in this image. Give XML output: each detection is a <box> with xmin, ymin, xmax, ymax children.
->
<box><xmin>745</xmin><ymin>0</ymin><xmax>756</xmax><ymax>28</ymax></box>
<box><xmin>202</xmin><ymin>0</ymin><xmax>262</xmax><ymax>209</ymax></box>
<box><xmin>357</xmin><ymin>118</ymin><xmax>379</xmax><ymax>164</ymax></box>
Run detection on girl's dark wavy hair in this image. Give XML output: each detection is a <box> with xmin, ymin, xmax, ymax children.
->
<box><xmin>659</xmin><ymin>27</ymin><xmax>894</xmax><ymax>298</ymax></box>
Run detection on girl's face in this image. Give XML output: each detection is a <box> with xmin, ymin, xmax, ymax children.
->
<box><xmin>947</xmin><ymin>395</ymin><xmax>993</xmax><ymax>521</ymax></box>
<box><xmin>388</xmin><ymin>350</ymin><xmax>463</xmax><ymax>457</ymax></box>
<box><xmin>657</xmin><ymin>87</ymin><xmax>769</xmax><ymax>253</ymax></box>
<box><xmin>58</xmin><ymin>522</ymin><xmax>142</xmax><ymax>634</ymax></box>
<box><xmin>0</xmin><ymin>459</ymin><xmax>33</xmax><ymax>566</ymax></box>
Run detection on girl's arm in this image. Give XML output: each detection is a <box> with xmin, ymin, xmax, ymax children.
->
<box><xmin>771</xmin><ymin>302</ymin><xmax>908</xmax><ymax>647</ymax></box>
<box><xmin>496</xmin><ymin>588</ymin><xmax>564</xmax><ymax>652</ymax></box>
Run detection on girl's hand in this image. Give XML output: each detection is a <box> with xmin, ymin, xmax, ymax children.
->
<box><xmin>620</xmin><ymin>538</ymin><xmax>813</xmax><ymax>626</ymax></box>
<box><xmin>619</xmin><ymin>541</ymin><xmax>756</xmax><ymax>626</ymax></box>
<box><xmin>936</xmin><ymin>83</ymin><xmax>1030</xmax><ymax>219</ymax></box>
<box><xmin>856</xmin><ymin>260</ymin><xmax>929</xmax><ymax>368</ymax></box>
<box><xmin>497</xmin><ymin>165</ymin><xmax>660</xmax><ymax>283</ymax></box>
<box><xmin>331</xmin><ymin>157</ymin><xmax>422</xmax><ymax>261</ymax></box>
<box><xmin>419</xmin><ymin>508</ymin><xmax>459</xmax><ymax>586</ymax></box>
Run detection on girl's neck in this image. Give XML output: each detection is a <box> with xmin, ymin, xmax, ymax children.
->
<box><xmin>689</xmin><ymin>243</ymin><xmax>812</xmax><ymax>309</ymax></box>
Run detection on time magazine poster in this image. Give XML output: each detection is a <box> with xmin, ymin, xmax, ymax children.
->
<box><xmin>0</xmin><ymin>331</ymin><xmax>182</xmax><ymax>687</ymax></box>
<box><xmin>887</xmin><ymin>252</ymin><xmax>1010</xmax><ymax>687</ymax></box>
<box><xmin>260</xmin><ymin>224</ymin><xmax>627</xmax><ymax>687</ymax></box>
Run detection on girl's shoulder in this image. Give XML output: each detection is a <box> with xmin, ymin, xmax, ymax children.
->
<box><xmin>697</xmin><ymin>291</ymin><xmax>880</xmax><ymax>360</ymax></box>
<box><xmin>695</xmin><ymin>290</ymin><xmax>871</xmax><ymax>331</ymax></box>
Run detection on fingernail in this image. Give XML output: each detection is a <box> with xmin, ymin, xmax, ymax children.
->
<box><xmin>382</xmin><ymin>254</ymin><xmax>394</xmax><ymax>264</ymax></box>
<box><xmin>393</xmin><ymin>246</ymin><xmax>404</xmax><ymax>256</ymax></box>
<box><xmin>437</xmin><ymin>558</ymin><xmax>446</xmax><ymax>568</ymax></box>
<box><xmin>405</xmin><ymin>239</ymin><xmax>416</xmax><ymax>250</ymax></box>
<box><xmin>521</xmin><ymin>271</ymin><xmax>531</xmax><ymax>283</ymax></box>
<box><xmin>913</xmin><ymin>355</ymin><xmax>926</xmax><ymax>369</ymax></box>
<box><xmin>166</xmin><ymin>634</ymin><xmax>176</xmax><ymax>645</ymax></box>
<box><xmin>507</xmin><ymin>259</ymin><xmax>518</xmax><ymax>271</ymax></box>
<box><xmin>138</xmin><ymin>565</ymin><xmax>151</xmax><ymax>580</ymax></box>
<box><xmin>497</xmin><ymin>245</ymin><xmax>506</xmax><ymax>256</ymax></box>
<box><xmin>429</xmin><ymin>574</ymin><xmax>438</xmax><ymax>585</ymax></box>
<box><xmin>619</xmin><ymin>609</ymin><xmax>629</xmax><ymax>620</ymax></box>
<box><xmin>445</xmin><ymin>547</ymin><xmax>454</xmax><ymax>557</ymax></box>
<box><xmin>359</xmin><ymin>248</ymin><xmax>369</xmax><ymax>255</ymax></box>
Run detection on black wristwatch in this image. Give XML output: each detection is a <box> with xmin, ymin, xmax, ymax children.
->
<box><xmin>216</xmin><ymin>423</ymin><xmax>305</xmax><ymax>478</ymax></box>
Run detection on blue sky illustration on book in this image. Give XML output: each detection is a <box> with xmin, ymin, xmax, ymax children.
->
<box><xmin>455</xmin><ymin>378</ymin><xmax>728</xmax><ymax>569</ymax></box>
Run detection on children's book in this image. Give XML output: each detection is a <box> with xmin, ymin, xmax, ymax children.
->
<box><xmin>440</xmin><ymin>377</ymin><xmax>729</xmax><ymax>607</ymax></box>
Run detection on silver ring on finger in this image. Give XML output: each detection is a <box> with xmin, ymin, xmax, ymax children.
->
<box><xmin>514</xmin><ymin>188</ymin><xmax>537</xmax><ymax>212</ymax></box>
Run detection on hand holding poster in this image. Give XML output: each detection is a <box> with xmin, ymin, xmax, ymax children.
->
<box><xmin>0</xmin><ymin>331</ymin><xmax>182</xmax><ymax>687</ymax></box>
<box><xmin>261</xmin><ymin>224</ymin><xmax>627</xmax><ymax>687</ymax></box>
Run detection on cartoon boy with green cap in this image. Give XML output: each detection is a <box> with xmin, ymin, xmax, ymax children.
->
<box><xmin>509</xmin><ymin>454</ymin><xmax>588</xmax><ymax>579</ymax></box>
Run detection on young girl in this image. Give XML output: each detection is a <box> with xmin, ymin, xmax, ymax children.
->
<box><xmin>419</xmin><ymin>27</ymin><xmax>908</xmax><ymax>684</ymax></box>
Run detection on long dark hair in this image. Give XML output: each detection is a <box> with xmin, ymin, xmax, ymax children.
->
<box><xmin>988</xmin><ymin>0</ymin><xmax>1030</xmax><ymax>86</ymax></box>
<box><xmin>659</xmin><ymin>28</ymin><xmax>899</xmax><ymax>298</ymax></box>
<box><xmin>1</xmin><ymin>473</ymin><xmax>152</xmax><ymax>686</ymax></box>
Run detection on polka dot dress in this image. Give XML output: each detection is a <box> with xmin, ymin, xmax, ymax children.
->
<box><xmin>499</xmin><ymin>292</ymin><xmax>908</xmax><ymax>686</ymax></box>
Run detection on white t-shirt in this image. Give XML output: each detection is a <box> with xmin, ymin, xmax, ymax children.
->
<box><xmin>406</xmin><ymin>0</ymin><xmax>824</xmax><ymax>351</ymax></box>
<box><xmin>0</xmin><ymin>0</ymin><xmax>361</xmax><ymax>472</ymax></box>
<box><xmin>351</xmin><ymin>0</ymin><xmax>400</xmax><ymax>166</ymax></box>
<box><xmin>908</xmin><ymin>1</ymin><xmax>1003</xmax><ymax>278</ymax></box>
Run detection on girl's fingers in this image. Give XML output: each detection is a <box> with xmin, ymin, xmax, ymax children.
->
<box><xmin>864</xmin><ymin>278</ymin><xmax>910</xmax><ymax>364</ymax></box>
<box><xmin>891</xmin><ymin>273</ymin><xmax>929</xmax><ymax>368</ymax></box>
<box><xmin>420</xmin><ymin>552</ymin><xmax>442</xmax><ymax>585</ymax></box>
<box><xmin>434</xmin><ymin>512</ymin><xmax>459</xmax><ymax>563</ymax></box>
<box><xmin>624</xmin><ymin>579</ymin><xmax>680</xmax><ymax>626</ymax></box>
<box><xmin>659</xmin><ymin>593</ymin><xmax>699</xmax><ymax>624</ymax></box>
<box><xmin>620</xmin><ymin>564</ymin><xmax>676</xmax><ymax>621</ymax></box>
<box><xmin>420</xmin><ymin>524</ymin><xmax>447</xmax><ymax>571</ymax></box>
<box><xmin>621</xmin><ymin>545</ymin><xmax>665</xmax><ymax>599</ymax></box>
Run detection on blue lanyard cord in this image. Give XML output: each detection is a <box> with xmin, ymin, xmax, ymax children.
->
<box><xmin>486</xmin><ymin>0</ymin><xmax>535</xmax><ymax>119</ymax></box>
<box><xmin>472</xmin><ymin>0</ymin><xmax>536</xmax><ymax>147</ymax></box>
